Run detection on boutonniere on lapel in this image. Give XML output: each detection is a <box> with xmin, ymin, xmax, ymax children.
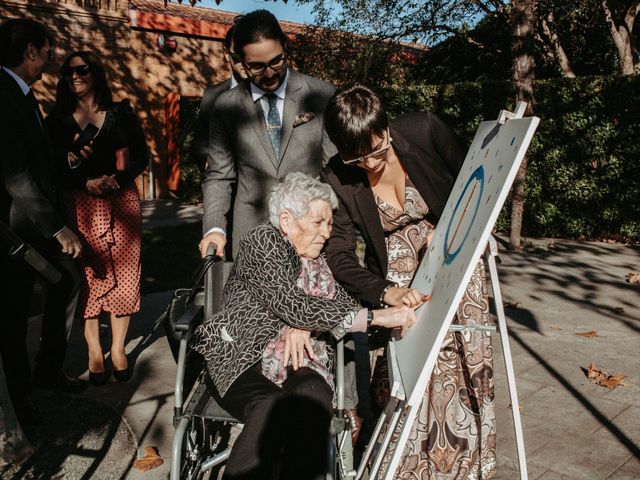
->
<box><xmin>293</xmin><ymin>112</ymin><xmax>316</xmax><ymax>128</ymax></box>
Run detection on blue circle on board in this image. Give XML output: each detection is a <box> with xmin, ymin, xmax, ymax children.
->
<box><xmin>443</xmin><ymin>166</ymin><xmax>485</xmax><ymax>265</ymax></box>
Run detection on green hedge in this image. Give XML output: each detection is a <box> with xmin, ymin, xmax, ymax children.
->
<box><xmin>178</xmin><ymin>75</ymin><xmax>640</xmax><ymax>242</ymax></box>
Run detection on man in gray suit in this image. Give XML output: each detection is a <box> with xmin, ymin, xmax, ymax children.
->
<box><xmin>199</xmin><ymin>9</ymin><xmax>336</xmax><ymax>258</ymax></box>
<box><xmin>191</xmin><ymin>21</ymin><xmax>246</xmax><ymax>172</ymax></box>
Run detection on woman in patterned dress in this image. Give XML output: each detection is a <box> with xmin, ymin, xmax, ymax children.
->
<box><xmin>322</xmin><ymin>86</ymin><xmax>496</xmax><ymax>479</ymax></box>
<box><xmin>191</xmin><ymin>173</ymin><xmax>418</xmax><ymax>480</ymax></box>
<box><xmin>46</xmin><ymin>51</ymin><xmax>147</xmax><ymax>385</ymax></box>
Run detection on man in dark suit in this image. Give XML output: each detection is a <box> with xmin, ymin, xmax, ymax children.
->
<box><xmin>199</xmin><ymin>9</ymin><xmax>337</xmax><ymax>258</ymax></box>
<box><xmin>0</xmin><ymin>18</ymin><xmax>86</xmax><ymax>424</ymax></box>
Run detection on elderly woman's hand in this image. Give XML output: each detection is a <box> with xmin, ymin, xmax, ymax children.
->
<box><xmin>283</xmin><ymin>327</ymin><xmax>315</xmax><ymax>371</ymax></box>
<box><xmin>371</xmin><ymin>306</ymin><xmax>417</xmax><ymax>337</ymax></box>
<box><xmin>384</xmin><ymin>286</ymin><xmax>431</xmax><ymax>308</ymax></box>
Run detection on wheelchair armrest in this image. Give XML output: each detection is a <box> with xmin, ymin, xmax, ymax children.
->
<box><xmin>175</xmin><ymin>303</ymin><xmax>204</xmax><ymax>332</ymax></box>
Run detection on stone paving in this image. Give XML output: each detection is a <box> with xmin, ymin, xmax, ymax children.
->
<box><xmin>5</xmin><ymin>200</ymin><xmax>639</xmax><ymax>479</ymax></box>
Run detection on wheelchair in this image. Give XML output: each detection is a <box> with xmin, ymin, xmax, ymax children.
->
<box><xmin>168</xmin><ymin>249</ymin><xmax>357</xmax><ymax>480</ymax></box>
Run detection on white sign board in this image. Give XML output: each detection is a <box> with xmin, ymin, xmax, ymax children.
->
<box><xmin>395</xmin><ymin>115</ymin><xmax>540</xmax><ymax>407</ymax></box>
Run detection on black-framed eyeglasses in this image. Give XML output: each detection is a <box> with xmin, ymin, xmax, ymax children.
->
<box><xmin>244</xmin><ymin>53</ymin><xmax>286</xmax><ymax>76</ymax></box>
<box><xmin>62</xmin><ymin>64</ymin><xmax>91</xmax><ymax>77</ymax></box>
<box><xmin>341</xmin><ymin>132</ymin><xmax>393</xmax><ymax>166</ymax></box>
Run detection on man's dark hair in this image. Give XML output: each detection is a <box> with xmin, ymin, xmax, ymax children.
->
<box><xmin>51</xmin><ymin>51</ymin><xmax>113</xmax><ymax>116</ymax></box>
<box><xmin>233</xmin><ymin>9</ymin><xmax>287</xmax><ymax>58</ymax></box>
<box><xmin>224</xmin><ymin>15</ymin><xmax>243</xmax><ymax>50</ymax></box>
<box><xmin>0</xmin><ymin>18</ymin><xmax>53</xmax><ymax>68</ymax></box>
<box><xmin>324</xmin><ymin>85</ymin><xmax>389</xmax><ymax>160</ymax></box>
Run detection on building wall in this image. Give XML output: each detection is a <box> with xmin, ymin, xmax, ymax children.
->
<box><xmin>0</xmin><ymin>0</ymin><xmax>230</xmax><ymax>197</ymax></box>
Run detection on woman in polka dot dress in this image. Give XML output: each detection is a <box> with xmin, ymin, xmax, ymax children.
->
<box><xmin>46</xmin><ymin>51</ymin><xmax>147</xmax><ymax>385</ymax></box>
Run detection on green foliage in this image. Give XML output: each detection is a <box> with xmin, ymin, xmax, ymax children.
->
<box><xmin>378</xmin><ymin>74</ymin><xmax>640</xmax><ymax>241</ymax></box>
<box><xmin>177</xmin><ymin>96</ymin><xmax>203</xmax><ymax>203</ymax></box>
<box><xmin>177</xmin><ymin>75</ymin><xmax>639</xmax><ymax>242</ymax></box>
<box><xmin>288</xmin><ymin>26</ymin><xmax>414</xmax><ymax>87</ymax></box>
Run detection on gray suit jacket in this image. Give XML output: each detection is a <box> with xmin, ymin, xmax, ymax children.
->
<box><xmin>191</xmin><ymin>78</ymin><xmax>232</xmax><ymax>169</ymax></box>
<box><xmin>202</xmin><ymin>70</ymin><xmax>336</xmax><ymax>256</ymax></box>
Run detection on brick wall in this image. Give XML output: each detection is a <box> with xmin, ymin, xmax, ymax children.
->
<box><xmin>0</xmin><ymin>0</ymin><xmax>231</xmax><ymax>198</ymax></box>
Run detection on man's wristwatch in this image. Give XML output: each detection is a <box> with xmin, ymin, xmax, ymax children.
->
<box><xmin>367</xmin><ymin>309</ymin><xmax>374</xmax><ymax>325</ymax></box>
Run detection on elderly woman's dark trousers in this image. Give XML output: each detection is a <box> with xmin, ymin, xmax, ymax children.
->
<box><xmin>217</xmin><ymin>364</ymin><xmax>333</xmax><ymax>480</ymax></box>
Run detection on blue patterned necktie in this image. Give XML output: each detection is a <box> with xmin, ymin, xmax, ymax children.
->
<box><xmin>265</xmin><ymin>93</ymin><xmax>281</xmax><ymax>159</ymax></box>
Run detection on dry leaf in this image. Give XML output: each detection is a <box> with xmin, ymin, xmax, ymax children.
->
<box><xmin>600</xmin><ymin>374</ymin><xmax>626</xmax><ymax>389</ymax></box>
<box><xmin>133</xmin><ymin>446</ymin><xmax>164</xmax><ymax>472</ymax></box>
<box><xmin>586</xmin><ymin>363</ymin><xmax>606</xmax><ymax>381</ymax></box>
<box><xmin>626</xmin><ymin>272</ymin><xmax>640</xmax><ymax>284</ymax></box>
<box><xmin>504</xmin><ymin>301</ymin><xmax>521</xmax><ymax>309</ymax></box>
<box><xmin>584</xmin><ymin>363</ymin><xmax>626</xmax><ymax>390</ymax></box>
<box><xmin>549</xmin><ymin>325</ymin><xmax>563</xmax><ymax>331</ymax></box>
<box><xmin>508</xmin><ymin>403</ymin><xmax>524</xmax><ymax>412</ymax></box>
<box><xmin>614</xmin><ymin>307</ymin><xmax>625</xmax><ymax>314</ymax></box>
<box><xmin>576</xmin><ymin>331</ymin><xmax>599</xmax><ymax>339</ymax></box>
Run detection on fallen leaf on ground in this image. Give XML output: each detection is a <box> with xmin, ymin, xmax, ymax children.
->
<box><xmin>613</xmin><ymin>307</ymin><xmax>625</xmax><ymax>314</ymax></box>
<box><xmin>576</xmin><ymin>331</ymin><xmax>599</xmax><ymax>338</ymax></box>
<box><xmin>133</xmin><ymin>446</ymin><xmax>164</xmax><ymax>472</ymax></box>
<box><xmin>508</xmin><ymin>403</ymin><xmax>524</xmax><ymax>412</ymax></box>
<box><xmin>504</xmin><ymin>301</ymin><xmax>521</xmax><ymax>309</ymax></box>
<box><xmin>626</xmin><ymin>272</ymin><xmax>640</xmax><ymax>284</ymax></box>
<box><xmin>584</xmin><ymin>363</ymin><xmax>626</xmax><ymax>390</ymax></box>
<box><xmin>549</xmin><ymin>325</ymin><xmax>563</xmax><ymax>331</ymax></box>
<box><xmin>599</xmin><ymin>373</ymin><xmax>626</xmax><ymax>389</ymax></box>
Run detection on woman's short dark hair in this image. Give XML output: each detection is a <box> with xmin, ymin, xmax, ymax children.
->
<box><xmin>52</xmin><ymin>51</ymin><xmax>113</xmax><ymax>116</ymax></box>
<box><xmin>233</xmin><ymin>9</ymin><xmax>288</xmax><ymax>58</ymax></box>
<box><xmin>324</xmin><ymin>85</ymin><xmax>389</xmax><ymax>160</ymax></box>
<box><xmin>0</xmin><ymin>18</ymin><xmax>53</xmax><ymax>68</ymax></box>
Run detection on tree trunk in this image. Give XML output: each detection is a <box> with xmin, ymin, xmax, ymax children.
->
<box><xmin>0</xmin><ymin>357</ymin><xmax>32</xmax><ymax>467</ymax></box>
<box><xmin>601</xmin><ymin>1</ymin><xmax>640</xmax><ymax>75</ymax></box>
<box><xmin>540</xmin><ymin>12</ymin><xmax>576</xmax><ymax>78</ymax></box>
<box><xmin>509</xmin><ymin>0</ymin><xmax>537</xmax><ymax>250</ymax></box>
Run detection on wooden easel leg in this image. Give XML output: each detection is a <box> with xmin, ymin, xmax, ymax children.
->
<box><xmin>486</xmin><ymin>239</ymin><xmax>528</xmax><ymax>480</ymax></box>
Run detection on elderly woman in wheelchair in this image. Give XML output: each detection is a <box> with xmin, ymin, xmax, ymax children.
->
<box><xmin>190</xmin><ymin>172</ymin><xmax>418</xmax><ymax>480</ymax></box>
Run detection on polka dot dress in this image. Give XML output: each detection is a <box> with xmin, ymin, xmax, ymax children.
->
<box><xmin>64</xmin><ymin>185</ymin><xmax>141</xmax><ymax>319</ymax></box>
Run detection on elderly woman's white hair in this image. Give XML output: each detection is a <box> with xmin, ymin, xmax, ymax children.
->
<box><xmin>268</xmin><ymin>172</ymin><xmax>338</xmax><ymax>227</ymax></box>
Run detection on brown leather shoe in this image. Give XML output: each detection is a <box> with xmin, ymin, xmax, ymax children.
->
<box><xmin>345</xmin><ymin>408</ymin><xmax>363</xmax><ymax>446</ymax></box>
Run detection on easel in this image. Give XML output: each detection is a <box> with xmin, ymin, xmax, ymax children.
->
<box><xmin>356</xmin><ymin>236</ymin><xmax>528</xmax><ymax>480</ymax></box>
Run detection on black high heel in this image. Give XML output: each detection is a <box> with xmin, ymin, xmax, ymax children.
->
<box><xmin>89</xmin><ymin>370</ymin><xmax>110</xmax><ymax>386</ymax></box>
<box><xmin>113</xmin><ymin>366</ymin><xmax>131</xmax><ymax>382</ymax></box>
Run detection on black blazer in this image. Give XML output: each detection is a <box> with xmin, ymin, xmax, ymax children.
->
<box><xmin>0</xmin><ymin>69</ymin><xmax>64</xmax><ymax>250</ymax></box>
<box><xmin>322</xmin><ymin>111</ymin><xmax>466</xmax><ymax>307</ymax></box>
<box><xmin>46</xmin><ymin>100</ymin><xmax>148</xmax><ymax>191</ymax></box>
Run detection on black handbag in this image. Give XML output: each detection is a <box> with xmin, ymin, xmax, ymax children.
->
<box><xmin>160</xmin><ymin>253</ymin><xmax>219</xmax><ymax>361</ymax></box>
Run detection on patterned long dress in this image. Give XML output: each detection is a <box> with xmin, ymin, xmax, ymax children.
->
<box><xmin>376</xmin><ymin>176</ymin><xmax>496</xmax><ymax>479</ymax></box>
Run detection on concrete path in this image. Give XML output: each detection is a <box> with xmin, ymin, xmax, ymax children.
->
<box><xmin>5</xmin><ymin>200</ymin><xmax>639</xmax><ymax>479</ymax></box>
<box><xmin>492</xmin><ymin>237</ymin><xmax>639</xmax><ymax>479</ymax></box>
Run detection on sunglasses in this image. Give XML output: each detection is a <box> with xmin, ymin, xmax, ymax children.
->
<box><xmin>62</xmin><ymin>64</ymin><xmax>91</xmax><ymax>77</ymax></box>
<box><xmin>342</xmin><ymin>134</ymin><xmax>393</xmax><ymax>166</ymax></box>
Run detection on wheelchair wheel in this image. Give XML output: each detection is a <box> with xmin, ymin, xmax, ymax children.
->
<box><xmin>180</xmin><ymin>417</ymin><xmax>215</xmax><ymax>480</ymax></box>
